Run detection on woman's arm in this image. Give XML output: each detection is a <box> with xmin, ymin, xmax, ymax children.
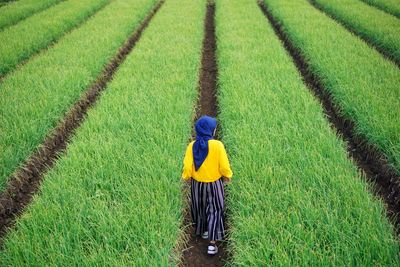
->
<box><xmin>219</xmin><ymin>143</ymin><xmax>233</xmax><ymax>180</ymax></box>
<box><xmin>181</xmin><ymin>143</ymin><xmax>193</xmax><ymax>180</ymax></box>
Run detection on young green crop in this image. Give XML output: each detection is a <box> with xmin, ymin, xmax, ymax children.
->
<box><xmin>263</xmin><ymin>0</ymin><xmax>400</xmax><ymax>175</ymax></box>
<box><xmin>0</xmin><ymin>0</ymin><xmax>109</xmax><ymax>76</ymax></box>
<box><xmin>216</xmin><ymin>0</ymin><xmax>399</xmax><ymax>265</ymax></box>
<box><xmin>311</xmin><ymin>0</ymin><xmax>400</xmax><ymax>65</ymax></box>
<box><xmin>0</xmin><ymin>0</ymin><xmax>205</xmax><ymax>265</ymax></box>
<box><xmin>0</xmin><ymin>0</ymin><xmax>62</xmax><ymax>30</ymax></box>
<box><xmin>0</xmin><ymin>0</ymin><xmax>157</xmax><ymax>189</ymax></box>
<box><xmin>360</xmin><ymin>0</ymin><xmax>400</xmax><ymax>18</ymax></box>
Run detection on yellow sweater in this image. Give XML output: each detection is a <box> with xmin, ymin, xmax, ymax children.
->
<box><xmin>182</xmin><ymin>140</ymin><xmax>233</xmax><ymax>183</ymax></box>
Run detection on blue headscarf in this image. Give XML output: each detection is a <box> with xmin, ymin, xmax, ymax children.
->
<box><xmin>193</xmin><ymin>116</ymin><xmax>217</xmax><ymax>171</ymax></box>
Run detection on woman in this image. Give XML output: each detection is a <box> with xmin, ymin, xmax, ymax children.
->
<box><xmin>182</xmin><ymin>115</ymin><xmax>233</xmax><ymax>255</ymax></box>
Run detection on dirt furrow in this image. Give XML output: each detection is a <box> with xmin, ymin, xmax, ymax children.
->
<box><xmin>258</xmin><ymin>1</ymin><xmax>400</xmax><ymax>232</ymax></box>
<box><xmin>0</xmin><ymin>0</ymin><xmax>164</xmax><ymax>244</ymax></box>
<box><xmin>308</xmin><ymin>0</ymin><xmax>400</xmax><ymax>69</ymax></box>
<box><xmin>180</xmin><ymin>3</ymin><xmax>229</xmax><ymax>267</ymax></box>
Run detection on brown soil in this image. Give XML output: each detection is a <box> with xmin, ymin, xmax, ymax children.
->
<box><xmin>0</xmin><ymin>0</ymin><xmax>164</xmax><ymax>245</ymax></box>
<box><xmin>258</xmin><ymin>1</ymin><xmax>400</xmax><ymax>232</ymax></box>
<box><xmin>195</xmin><ymin>4</ymin><xmax>218</xmax><ymax>120</ymax></box>
<box><xmin>181</xmin><ymin>232</ymin><xmax>228</xmax><ymax>267</ymax></box>
<box><xmin>180</xmin><ymin>3</ymin><xmax>229</xmax><ymax>267</ymax></box>
<box><xmin>309</xmin><ymin>0</ymin><xmax>400</xmax><ymax>68</ymax></box>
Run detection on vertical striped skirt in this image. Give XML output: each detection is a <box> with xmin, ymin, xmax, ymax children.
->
<box><xmin>190</xmin><ymin>178</ymin><xmax>225</xmax><ymax>241</ymax></box>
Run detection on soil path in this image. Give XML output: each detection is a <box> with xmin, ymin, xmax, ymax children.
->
<box><xmin>0</xmin><ymin>0</ymin><xmax>164</xmax><ymax>244</ymax></box>
<box><xmin>180</xmin><ymin>3</ymin><xmax>229</xmax><ymax>267</ymax></box>
<box><xmin>258</xmin><ymin>1</ymin><xmax>400</xmax><ymax>232</ymax></box>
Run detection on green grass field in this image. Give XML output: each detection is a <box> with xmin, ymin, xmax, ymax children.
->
<box><xmin>0</xmin><ymin>0</ymin><xmax>205</xmax><ymax>264</ymax></box>
<box><xmin>0</xmin><ymin>0</ymin><xmax>109</xmax><ymax>76</ymax></box>
<box><xmin>264</xmin><ymin>0</ymin><xmax>400</xmax><ymax>176</ymax></box>
<box><xmin>0</xmin><ymin>0</ymin><xmax>399</xmax><ymax>265</ymax></box>
<box><xmin>0</xmin><ymin>0</ymin><xmax>157</xmax><ymax>188</ymax></box>
<box><xmin>0</xmin><ymin>0</ymin><xmax>62</xmax><ymax>30</ymax></box>
<box><xmin>216</xmin><ymin>0</ymin><xmax>399</xmax><ymax>265</ymax></box>
<box><xmin>312</xmin><ymin>0</ymin><xmax>400</xmax><ymax>65</ymax></box>
<box><xmin>360</xmin><ymin>0</ymin><xmax>400</xmax><ymax>18</ymax></box>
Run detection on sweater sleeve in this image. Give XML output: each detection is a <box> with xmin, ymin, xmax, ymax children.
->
<box><xmin>181</xmin><ymin>143</ymin><xmax>193</xmax><ymax>180</ymax></box>
<box><xmin>219</xmin><ymin>143</ymin><xmax>233</xmax><ymax>179</ymax></box>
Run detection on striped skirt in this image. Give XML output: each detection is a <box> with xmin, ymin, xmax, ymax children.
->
<box><xmin>190</xmin><ymin>178</ymin><xmax>225</xmax><ymax>241</ymax></box>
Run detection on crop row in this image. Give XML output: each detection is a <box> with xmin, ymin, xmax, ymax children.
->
<box><xmin>0</xmin><ymin>0</ymin><xmax>62</xmax><ymax>30</ymax></box>
<box><xmin>0</xmin><ymin>0</ymin><xmax>205</xmax><ymax>265</ymax></box>
<box><xmin>263</xmin><ymin>0</ymin><xmax>400</xmax><ymax>175</ymax></box>
<box><xmin>216</xmin><ymin>0</ymin><xmax>399</xmax><ymax>265</ymax></box>
<box><xmin>0</xmin><ymin>0</ymin><xmax>157</xmax><ymax>189</ymax></box>
<box><xmin>311</xmin><ymin>0</ymin><xmax>400</xmax><ymax>66</ymax></box>
<box><xmin>0</xmin><ymin>0</ymin><xmax>110</xmax><ymax>76</ymax></box>
<box><xmin>361</xmin><ymin>0</ymin><xmax>400</xmax><ymax>18</ymax></box>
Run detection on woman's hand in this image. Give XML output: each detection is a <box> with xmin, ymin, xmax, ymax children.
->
<box><xmin>223</xmin><ymin>177</ymin><xmax>231</xmax><ymax>184</ymax></box>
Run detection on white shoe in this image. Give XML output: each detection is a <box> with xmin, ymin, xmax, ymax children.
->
<box><xmin>207</xmin><ymin>244</ymin><xmax>218</xmax><ymax>255</ymax></box>
<box><xmin>201</xmin><ymin>231</ymin><xmax>208</xmax><ymax>239</ymax></box>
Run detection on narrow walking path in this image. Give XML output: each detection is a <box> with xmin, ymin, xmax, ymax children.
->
<box><xmin>181</xmin><ymin>3</ymin><xmax>228</xmax><ymax>267</ymax></box>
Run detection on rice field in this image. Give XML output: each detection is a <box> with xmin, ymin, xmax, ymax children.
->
<box><xmin>0</xmin><ymin>0</ymin><xmax>109</xmax><ymax>76</ymax></box>
<box><xmin>0</xmin><ymin>0</ymin><xmax>157</xmax><ymax>188</ymax></box>
<box><xmin>360</xmin><ymin>0</ymin><xmax>400</xmax><ymax>18</ymax></box>
<box><xmin>0</xmin><ymin>0</ymin><xmax>399</xmax><ymax>265</ymax></box>
<box><xmin>311</xmin><ymin>0</ymin><xmax>400</xmax><ymax>66</ymax></box>
<box><xmin>264</xmin><ymin>0</ymin><xmax>400</xmax><ymax>176</ymax></box>
<box><xmin>217</xmin><ymin>0</ymin><xmax>399</xmax><ymax>264</ymax></box>
<box><xmin>0</xmin><ymin>0</ymin><xmax>62</xmax><ymax>30</ymax></box>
